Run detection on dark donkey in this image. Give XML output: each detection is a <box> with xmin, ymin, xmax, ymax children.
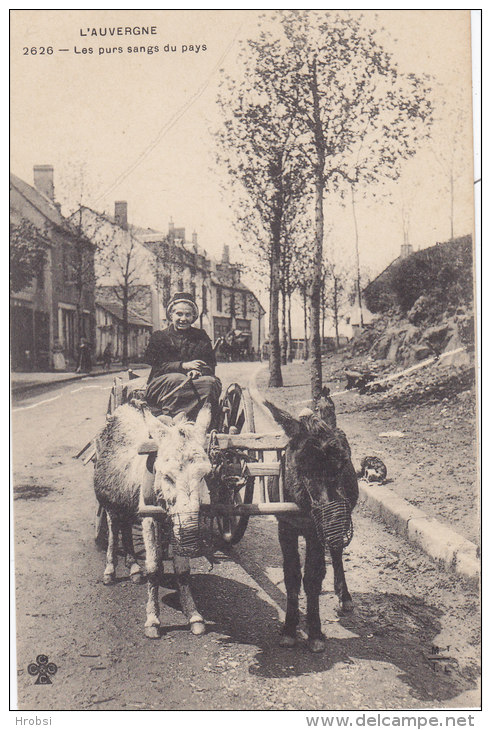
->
<box><xmin>264</xmin><ymin>389</ymin><xmax>358</xmax><ymax>653</ymax></box>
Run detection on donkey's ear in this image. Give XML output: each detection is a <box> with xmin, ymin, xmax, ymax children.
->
<box><xmin>263</xmin><ymin>400</ymin><xmax>303</xmax><ymax>438</ymax></box>
<box><xmin>194</xmin><ymin>403</ymin><xmax>212</xmax><ymax>443</ymax></box>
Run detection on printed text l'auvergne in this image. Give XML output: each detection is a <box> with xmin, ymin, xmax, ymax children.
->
<box><xmin>80</xmin><ymin>26</ymin><xmax>157</xmax><ymax>37</ymax></box>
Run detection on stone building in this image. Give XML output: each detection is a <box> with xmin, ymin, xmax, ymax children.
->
<box><xmin>10</xmin><ymin>166</ymin><xmax>95</xmax><ymax>370</ymax></box>
<box><xmin>75</xmin><ymin>201</ymin><xmax>265</xmax><ymax>355</ymax></box>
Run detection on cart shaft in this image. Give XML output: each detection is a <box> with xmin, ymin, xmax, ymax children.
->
<box><xmin>139</xmin><ymin>502</ymin><xmax>302</xmax><ymax>518</ymax></box>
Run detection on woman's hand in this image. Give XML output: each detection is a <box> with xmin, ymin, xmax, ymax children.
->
<box><xmin>182</xmin><ymin>359</ymin><xmax>206</xmax><ymax>372</ymax></box>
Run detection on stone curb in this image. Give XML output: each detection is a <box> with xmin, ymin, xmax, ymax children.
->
<box><xmin>358</xmin><ymin>483</ymin><xmax>479</xmax><ymax>583</ymax></box>
<box><xmin>248</xmin><ymin>364</ymin><xmax>480</xmax><ymax>584</ymax></box>
<box><xmin>11</xmin><ymin>364</ymin><xmax>148</xmax><ymax>395</ymax></box>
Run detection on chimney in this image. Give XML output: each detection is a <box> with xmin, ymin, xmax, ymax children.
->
<box><xmin>192</xmin><ymin>231</ymin><xmax>198</xmax><ymax>249</ymax></box>
<box><xmin>169</xmin><ymin>218</ymin><xmax>175</xmax><ymax>236</ymax></box>
<box><xmin>33</xmin><ymin>165</ymin><xmax>54</xmax><ymax>200</ymax></box>
<box><xmin>222</xmin><ymin>245</ymin><xmax>230</xmax><ymax>264</ymax></box>
<box><xmin>114</xmin><ymin>201</ymin><xmax>128</xmax><ymax>230</ymax></box>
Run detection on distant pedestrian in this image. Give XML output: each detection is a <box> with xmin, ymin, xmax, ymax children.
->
<box><xmin>52</xmin><ymin>338</ymin><xmax>66</xmax><ymax>372</ymax></box>
<box><xmin>76</xmin><ymin>338</ymin><xmax>92</xmax><ymax>373</ymax></box>
<box><xmin>103</xmin><ymin>342</ymin><xmax>112</xmax><ymax>370</ymax></box>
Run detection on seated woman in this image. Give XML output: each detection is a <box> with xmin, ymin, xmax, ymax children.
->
<box><xmin>144</xmin><ymin>292</ymin><xmax>222</xmax><ymax>424</ymax></box>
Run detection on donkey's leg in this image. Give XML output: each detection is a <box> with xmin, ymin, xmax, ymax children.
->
<box><xmin>278</xmin><ymin>520</ymin><xmax>302</xmax><ymax>646</ymax></box>
<box><xmin>121</xmin><ymin>521</ymin><xmax>144</xmax><ymax>584</ymax></box>
<box><xmin>330</xmin><ymin>544</ymin><xmax>353</xmax><ymax>614</ymax></box>
<box><xmin>142</xmin><ymin>517</ymin><xmax>162</xmax><ymax>638</ymax></box>
<box><xmin>103</xmin><ymin>512</ymin><xmax>120</xmax><ymax>585</ymax></box>
<box><xmin>173</xmin><ymin>553</ymin><xmax>205</xmax><ymax>636</ymax></box>
<box><xmin>304</xmin><ymin>532</ymin><xmax>327</xmax><ymax>652</ymax></box>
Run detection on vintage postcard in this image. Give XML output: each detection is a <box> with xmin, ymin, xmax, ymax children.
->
<box><xmin>10</xmin><ymin>9</ymin><xmax>480</xmax><ymax>718</ymax></box>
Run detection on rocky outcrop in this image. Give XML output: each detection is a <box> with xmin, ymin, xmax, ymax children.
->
<box><xmin>351</xmin><ymin>306</ymin><xmax>473</xmax><ymax>370</ymax></box>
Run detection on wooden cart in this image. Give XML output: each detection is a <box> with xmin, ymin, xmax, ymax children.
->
<box><xmin>86</xmin><ymin>374</ymin><xmax>301</xmax><ymax>549</ymax></box>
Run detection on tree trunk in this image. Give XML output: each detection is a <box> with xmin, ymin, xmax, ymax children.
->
<box><xmin>321</xmin><ymin>277</ymin><xmax>325</xmax><ymax>347</ymax></box>
<box><xmin>309</xmin><ymin>171</ymin><xmax>323</xmax><ymax>403</ymax></box>
<box><xmin>122</xmin><ymin>288</ymin><xmax>129</xmax><ymax>368</ymax></box>
<box><xmin>287</xmin><ymin>291</ymin><xmax>293</xmax><ymax>362</ymax></box>
<box><xmin>281</xmin><ymin>287</ymin><xmax>287</xmax><ymax>365</ymax></box>
<box><xmin>351</xmin><ymin>186</ymin><xmax>364</xmax><ymax>328</ymax></box>
<box><xmin>308</xmin><ymin>56</ymin><xmax>324</xmax><ymax>403</ymax></box>
<box><xmin>268</xmin><ymin>234</ymin><xmax>283</xmax><ymax>387</ymax></box>
<box><xmin>334</xmin><ymin>278</ymin><xmax>340</xmax><ymax>349</ymax></box>
<box><xmin>302</xmin><ymin>287</ymin><xmax>308</xmax><ymax>360</ymax></box>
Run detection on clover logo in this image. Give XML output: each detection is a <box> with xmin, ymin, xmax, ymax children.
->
<box><xmin>27</xmin><ymin>655</ymin><xmax>58</xmax><ymax>684</ymax></box>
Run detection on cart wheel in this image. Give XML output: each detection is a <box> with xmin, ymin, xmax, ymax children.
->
<box><xmin>215</xmin><ymin>384</ymin><xmax>256</xmax><ymax>545</ymax></box>
<box><xmin>215</xmin><ymin>473</ymin><xmax>255</xmax><ymax>546</ymax></box>
<box><xmin>94</xmin><ymin>501</ymin><xmax>108</xmax><ymax>551</ymax></box>
<box><xmin>218</xmin><ymin>383</ymin><xmax>255</xmax><ymax>434</ymax></box>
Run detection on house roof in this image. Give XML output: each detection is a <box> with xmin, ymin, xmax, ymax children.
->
<box><xmin>96</xmin><ymin>301</ymin><xmax>153</xmax><ymax>328</ymax></box>
<box><xmin>10</xmin><ymin>172</ymin><xmax>70</xmax><ymax>232</ymax></box>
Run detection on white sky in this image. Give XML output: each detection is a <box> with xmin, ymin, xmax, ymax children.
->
<box><xmin>10</xmin><ymin>10</ymin><xmax>476</xmax><ymax>326</ymax></box>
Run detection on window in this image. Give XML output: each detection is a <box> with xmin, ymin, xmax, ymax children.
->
<box><xmin>242</xmin><ymin>292</ymin><xmax>247</xmax><ymax>317</ymax></box>
<box><xmin>216</xmin><ymin>286</ymin><xmax>222</xmax><ymax>312</ymax></box>
<box><xmin>190</xmin><ymin>282</ymin><xmax>196</xmax><ymax>300</ymax></box>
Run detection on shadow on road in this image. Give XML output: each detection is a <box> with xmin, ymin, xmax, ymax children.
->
<box><xmin>156</xmin><ymin>567</ymin><xmax>476</xmax><ymax>706</ymax></box>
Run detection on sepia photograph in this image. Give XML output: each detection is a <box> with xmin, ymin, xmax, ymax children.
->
<box><xmin>10</xmin><ymin>8</ymin><xmax>480</xmax><ymax>716</ymax></box>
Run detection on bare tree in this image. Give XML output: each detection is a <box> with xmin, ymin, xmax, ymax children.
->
<box><xmin>288</xmin><ymin>219</ymin><xmax>317</xmax><ymax>361</ymax></box>
<box><xmin>97</xmin><ymin>229</ymin><xmax>143</xmax><ymax>368</ymax></box>
<box><xmin>76</xmin><ymin>206</ymin><xmax>147</xmax><ymax>368</ymax></box>
<box><xmin>215</xmin><ymin>36</ymin><xmax>307</xmax><ymax>387</ymax></box>
<box><xmin>268</xmin><ymin>10</ymin><xmax>433</xmax><ymax>400</ymax></box>
<box><xmin>323</xmin><ymin>258</ymin><xmax>348</xmax><ymax>350</ymax></box>
<box><xmin>430</xmin><ymin>87</ymin><xmax>468</xmax><ymax>240</ymax></box>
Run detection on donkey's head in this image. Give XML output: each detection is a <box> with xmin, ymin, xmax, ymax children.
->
<box><xmin>145</xmin><ymin>404</ymin><xmax>212</xmax><ymax>517</ymax></box>
<box><xmin>264</xmin><ymin>400</ymin><xmax>351</xmax><ymax>511</ymax></box>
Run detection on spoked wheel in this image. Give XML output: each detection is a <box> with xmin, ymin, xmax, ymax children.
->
<box><xmin>94</xmin><ymin>501</ymin><xmax>108</xmax><ymax>551</ymax></box>
<box><xmin>214</xmin><ymin>384</ymin><xmax>256</xmax><ymax>546</ymax></box>
<box><xmin>218</xmin><ymin>383</ymin><xmax>255</xmax><ymax>435</ymax></box>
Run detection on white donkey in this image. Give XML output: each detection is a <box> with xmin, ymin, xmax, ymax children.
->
<box><xmin>94</xmin><ymin>403</ymin><xmax>211</xmax><ymax>638</ymax></box>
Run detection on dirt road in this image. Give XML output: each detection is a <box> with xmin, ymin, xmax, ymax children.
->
<box><xmin>12</xmin><ymin>364</ymin><xmax>480</xmax><ymax>710</ymax></box>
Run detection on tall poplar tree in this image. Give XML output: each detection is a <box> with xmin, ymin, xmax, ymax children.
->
<box><xmin>215</xmin><ymin>35</ymin><xmax>307</xmax><ymax>387</ymax></box>
<box><xmin>276</xmin><ymin>10</ymin><xmax>432</xmax><ymax>399</ymax></box>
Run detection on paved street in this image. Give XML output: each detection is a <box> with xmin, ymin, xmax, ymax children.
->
<box><xmin>12</xmin><ymin>363</ymin><xmax>479</xmax><ymax>710</ymax></box>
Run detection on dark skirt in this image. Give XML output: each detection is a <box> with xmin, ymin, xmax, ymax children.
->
<box><xmin>145</xmin><ymin>372</ymin><xmax>222</xmax><ymax>423</ymax></box>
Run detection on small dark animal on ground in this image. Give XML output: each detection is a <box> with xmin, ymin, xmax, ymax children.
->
<box><xmin>358</xmin><ymin>456</ymin><xmax>388</xmax><ymax>484</ymax></box>
<box><xmin>264</xmin><ymin>395</ymin><xmax>358</xmax><ymax>654</ymax></box>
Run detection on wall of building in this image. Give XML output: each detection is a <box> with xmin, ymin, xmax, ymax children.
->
<box><xmin>95</xmin><ymin>305</ymin><xmax>151</xmax><ymax>361</ymax></box>
<box><xmin>10</xmin><ymin>180</ymin><xmax>95</xmax><ymax>369</ymax></box>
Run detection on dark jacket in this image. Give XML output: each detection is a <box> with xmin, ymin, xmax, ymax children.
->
<box><xmin>145</xmin><ymin>326</ymin><xmax>216</xmax><ymax>384</ymax></box>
